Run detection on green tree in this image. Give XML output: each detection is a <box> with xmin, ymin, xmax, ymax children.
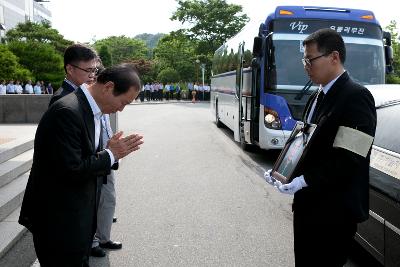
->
<box><xmin>171</xmin><ymin>0</ymin><xmax>249</xmax><ymax>55</ymax></box>
<box><xmin>5</xmin><ymin>21</ymin><xmax>73</xmax><ymax>54</ymax></box>
<box><xmin>385</xmin><ymin>20</ymin><xmax>400</xmax><ymax>83</ymax></box>
<box><xmin>124</xmin><ymin>58</ymin><xmax>156</xmax><ymax>83</ymax></box>
<box><xmin>153</xmin><ymin>32</ymin><xmax>197</xmax><ymax>81</ymax></box>
<box><xmin>157</xmin><ymin>67</ymin><xmax>180</xmax><ymax>84</ymax></box>
<box><xmin>8</xmin><ymin>41</ymin><xmax>64</xmax><ymax>85</ymax></box>
<box><xmin>0</xmin><ymin>44</ymin><xmax>32</xmax><ymax>81</ymax></box>
<box><xmin>98</xmin><ymin>45</ymin><xmax>112</xmax><ymax>67</ymax></box>
<box><xmin>94</xmin><ymin>36</ymin><xmax>148</xmax><ymax>65</ymax></box>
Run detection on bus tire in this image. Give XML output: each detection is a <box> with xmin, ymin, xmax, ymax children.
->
<box><xmin>215</xmin><ymin>103</ymin><xmax>222</xmax><ymax>128</ymax></box>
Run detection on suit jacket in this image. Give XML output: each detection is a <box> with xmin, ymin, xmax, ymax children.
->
<box><xmin>19</xmin><ymin>88</ymin><xmax>111</xmax><ymax>252</ymax></box>
<box><xmin>293</xmin><ymin>72</ymin><xmax>377</xmax><ymax>223</ymax></box>
<box><xmin>48</xmin><ymin>80</ymin><xmax>75</xmax><ymax>107</ymax></box>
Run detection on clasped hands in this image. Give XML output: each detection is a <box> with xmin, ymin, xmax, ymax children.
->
<box><xmin>107</xmin><ymin>131</ymin><xmax>144</xmax><ymax>160</ymax></box>
<box><xmin>263</xmin><ymin>169</ymin><xmax>307</xmax><ymax>195</ymax></box>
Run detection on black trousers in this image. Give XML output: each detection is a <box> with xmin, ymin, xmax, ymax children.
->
<box><xmin>33</xmin><ymin>234</ymin><xmax>90</xmax><ymax>267</ymax></box>
<box><xmin>293</xmin><ymin>211</ymin><xmax>357</xmax><ymax>267</ymax></box>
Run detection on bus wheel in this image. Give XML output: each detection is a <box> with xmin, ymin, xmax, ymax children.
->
<box><xmin>215</xmin><ymin>103</ymin><xmax>222</xmax><ymax>128</ymax></box>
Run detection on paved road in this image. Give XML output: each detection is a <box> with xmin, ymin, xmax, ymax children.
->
<box><xmin>90</xmin><ymin>102</ymin><xmax>294</xmax><ymax>266</ymax></box>
<box><xmin>0</xmin><ymin>102</ymin><xmax>382</xmax><ymax>267</ymax></box>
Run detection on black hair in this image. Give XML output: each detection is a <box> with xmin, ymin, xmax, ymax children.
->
<box><xmin>96</xmin><ymin>63</ymin><xmax>141</xmax><ymax>96</ymax></box>
<box><xmin>303</xmin><ymin>28</ymin><xmax>346</xmax><ymax>64</ymax></box>
<box><xmin>63</xmin><ymin>44</ymin><xmax>97</xmax><ymax>73</ymax></box>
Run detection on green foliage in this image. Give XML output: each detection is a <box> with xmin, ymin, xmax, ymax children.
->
<box><xmin>98</xmin><ymin>45</ymin><xmax>112</xmax><ymax>67</ymax></box>
<box><xmin>157</xmin><ymin>67</ymin><xmax>180</xmax><ymax>83</ymax></box>
<box><xmin>94</xmin><ymin>36</ymin><xmax>149</xmax><ymax>65</ymax></box>
<box><xmin>385</xmin><ymin>20</ymin><xmax>400</xmax><ymax>82</ymax></box>
<box><xmin>386</xmin><ymin>73</ymin><xmax>400</xmax><ymax>84</ymax></box>
<box><xmin>134</xmin><ymin>33</ymin><xmax>165</xmax><ymax>50</ymax></box>
<box><xmin>124</xmin><ymin>58</ymin><xmax>156</xmax><ymax>84</ymax></box>
<box><xmin>8</xmin><ymin>41</ymin><xmax>64</xmax><ymax>84</ymax></box>
<box><xmin>153</xmin><ymin>32</ymin><xmax>197</xmax><ymax>81</ymax></box>
<box><xmin>5</xmin><ymin>21</ymin><xmax>73</xmax><ymax>54</ymax></box>
<box><xmin>171</xmin><ymin>0</ymin><xmax>249</xmax><ymax>55</ymax></box>
<box><xmin>0</xmin><ymin>44</ymin><xmax>32</xmax><ymax>81</ymax></box>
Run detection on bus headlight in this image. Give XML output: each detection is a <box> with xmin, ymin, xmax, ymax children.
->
<box><xmin>264</xmin><ymin>107</ymin><xmax>282</xmax><ymax>129</ymax></box>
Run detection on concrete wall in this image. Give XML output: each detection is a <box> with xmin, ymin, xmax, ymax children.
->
<box><xmin>0</xmin><ymin>96</ymin><xmax>119</xmax><ymax>130</ymax></box>
<box><xmin>0</xmin><ymin>95</ymin><xmax>51</xmax><ymax>123</ymax></box>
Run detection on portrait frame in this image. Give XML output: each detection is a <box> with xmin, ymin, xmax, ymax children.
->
<box><xmin>271</xmin><ymin>121</ymin><xmax>317</xmax><ymax>184</ymax></box>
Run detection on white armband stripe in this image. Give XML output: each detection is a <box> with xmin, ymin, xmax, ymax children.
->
<box><xmin>333</xmin><ymin>126</ymin><xmax>374</xmax><ymax>158</ymax></box>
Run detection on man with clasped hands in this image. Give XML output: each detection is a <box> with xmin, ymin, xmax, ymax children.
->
<box><xmin>19</xmin><ymin>63</ymin><xmax>144</xmax><ymax>267</ymax></box>
<box><xmin>264</xmin><ymin>29</ymin><xmax>377</xmax><ymax>266</ymax></box>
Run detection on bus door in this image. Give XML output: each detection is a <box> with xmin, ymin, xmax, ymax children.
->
<box><xmin>238</xmin><ymin>42</ymin><xmax>255</xmax><ymax>149</ymax></box>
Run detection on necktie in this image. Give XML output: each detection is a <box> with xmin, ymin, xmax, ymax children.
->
<box><xmin>311</xmin><ymin>90</ymin><xmax>325</xmax><ymax>123</ymax></box>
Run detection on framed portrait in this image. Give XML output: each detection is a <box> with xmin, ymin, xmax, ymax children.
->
<box><xmin>271</xmin><ymin>121</ymin><xmax>317</xmax><ymax>184</ymax></box>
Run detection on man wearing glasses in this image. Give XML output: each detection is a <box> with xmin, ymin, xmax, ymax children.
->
<box><xmin>264</xmin><ymin>29</ymin><xmax>376</xmax><ymax>266</ymax></box>
<box><xmin>49</xmin><ymin>44</ymin><xmax>98</xmax><ymax>107</ymax></box>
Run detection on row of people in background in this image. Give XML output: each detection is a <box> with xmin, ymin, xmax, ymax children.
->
<box><xmin>0</xmin><ymin>80</ymin><xmax>53</xmax><ymax>95</ymax></box>
<box><xmin>138</xmin><ymin>82</ymin><xmax>211</xmax><ymax>102</ymax></box>
<box><xmin>188</xmin><ymin>82</ymin><xmax>211</xmax><ymax>101</ymax></box>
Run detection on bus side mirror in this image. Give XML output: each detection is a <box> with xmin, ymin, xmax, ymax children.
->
<box><xmin>385</xmin><ymin>46</ymin><xmax>394</xmax><ymax>74</ymax></box>
<box><xmin>253</xmin><ymin>37</ymin><xmax>262</xmax><ymax>57</ymax></box>
<box><xmin>251</xmin><ymin>58</ymin><xmax>260</xmax><ymax>68</ymax></box>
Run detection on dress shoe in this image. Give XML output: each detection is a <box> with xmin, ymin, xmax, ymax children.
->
<box><xmin>91</xmin><ymin>246</ymin><xmax>106</xmax><ymax>257</ymax></box>
<box><xmin>113</xmin><ymin>217</ymin><xmax>117</xmax><ymax>223</ymax></box>
<box><xmin>99</xmin><ymin>241</ymin><xmax>122</xmax><ymax>250</ymax></box>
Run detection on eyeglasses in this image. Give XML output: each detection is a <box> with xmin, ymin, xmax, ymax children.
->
<box><xmin>301</xmin><ymin>53</ymin><xmax>328</xmax><ymax>67</ymax></box>
<box><xmin>70</xmin><ymin>64</ymin><xmax>99</xmax><ymax>75</ymax></box>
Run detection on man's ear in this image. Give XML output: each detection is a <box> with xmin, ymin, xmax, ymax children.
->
<box><xmin>104</xmin><ymin>81</ymin><xmax>115</xmax><ymax>93</ymax></box>
<box><xmin>65</xmin><ymin>64</ymin><xmax>74</xmax><ymax>75</ymax></box>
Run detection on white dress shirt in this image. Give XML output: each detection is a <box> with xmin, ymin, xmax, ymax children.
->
<box><xmin>80</xmin><ymin>84</ymin><xmax>115</xmax><ymax>165</ymax></box>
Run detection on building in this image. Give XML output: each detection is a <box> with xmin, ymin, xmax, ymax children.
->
<box><xmin>0</xmin><ymin>0</ymin><xmax>51</xmax><ymax>39</ymax></box>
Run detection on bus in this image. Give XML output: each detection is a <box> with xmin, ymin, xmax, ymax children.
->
<box><xmin>210</xmin><ymin>5</ymin><xmax>393</xmax><ymax>151</ymax></box>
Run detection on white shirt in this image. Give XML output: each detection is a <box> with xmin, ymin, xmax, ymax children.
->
<box><xmin>0</xmin><ymin>84</ymin><xmax>6</xmax><ymax>95</ymax></box>
<box><xmin>80</xmin><ymin>84</ymin><xmax>115</xmax><ymax>165</ymax></box>
<box><xmin>65</xmin><ymin>78</ymin><xmax>79</xmax><ymax>90</ymax></box>
<box><xmin>307</xmin><ymin>71</ymin><xmax>345</xmax><ymax>123</ymax></box>
<box><xmin>25</xmin><ymin>84</ymin><xmax>33</xmax><ymax>94</ymax></box>
<box><xmin>15</xmin><ymin>84</ymin><xmax>23</xmax><ymax>94</ymax></box>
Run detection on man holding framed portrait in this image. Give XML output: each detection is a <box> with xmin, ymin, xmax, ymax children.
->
<box><xmin>264</xmin><ymin>29</ymin><xmax>376</xmax><ymax>266</ymax></box>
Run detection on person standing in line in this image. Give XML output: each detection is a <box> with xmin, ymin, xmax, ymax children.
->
<box><xmin>14</xmin><ymin>80</ymin><xmax>23</xmax><ymax>94</ymax></box>
<box><xmin>6</xmin><ymin>80</ymin><xmax>15</xmax><ymax>94</ymax></box>
<box><xmin>19</xmin><ymin>63</ymin><xmax>144</xmax><ymax>267</ymax></box>
<box><xmin>25</xmin><ymin>80</ymin><xmax>34</xmax><ymax>94</ymax></box>
<box><xmin>49</xmin><ymin>44</ymin><xmax>98</xmax><ymax>106</ymax></box>
<box><xmin>46</xmin><ymin>83</ymin><xmax>54</xmax><ymax>94</ymax></box>
<box><xmin>264</xmin><ymin>28</ymin><xmax>377</xmax><ymax>266</ymax></box>
<box><xmin>0</xmin><ymin>80</ymin><xmax>6</xmax><ymax>95</ymax></box>
<box><xmin>33</xmin><ymin>81</ymin><xmax>42</xmax><ymax>95</ymax></box>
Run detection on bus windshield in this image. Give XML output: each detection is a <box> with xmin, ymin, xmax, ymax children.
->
<box><xmin>269</xmin><ymin>35</ymin><xmax>385</xmax><ymax>92</ymax></box>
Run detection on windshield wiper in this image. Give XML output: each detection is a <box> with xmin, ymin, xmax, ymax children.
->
<box><xmin>376</xmin><ymin>99</ymin><xmax>400</xmax><ymax>109</ymax></box>
<box><xmin>295</xmin><ymin>79</ymin><xmax>313</xmax><ymax>100</ymax></box>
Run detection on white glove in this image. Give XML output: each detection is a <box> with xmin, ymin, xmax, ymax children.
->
<box><xmin>263</xmin><ymin>169</ymin><xmax>276</xmax><ymax>185</ymax></box>
<box><xmin>277</xmin><ymin>175</ymin><xmax>307</xmax><ymax>195</ymax></box>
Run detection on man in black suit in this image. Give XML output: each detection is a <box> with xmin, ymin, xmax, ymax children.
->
<box><xmin>264</xmin><ymin>29</ymin><xmax>377</xmax><ymax>266</ymax></box>
<box><xmin>19</xmin><ymin>63</ymin><xmax>144</xmax><ymax>267</ymax></box>
<box><xmin>49</xmin><ymin>43</ymin><xmax>98</xmax><ymax>107</ymax></box>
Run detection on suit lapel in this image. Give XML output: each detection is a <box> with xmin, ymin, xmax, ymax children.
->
<box><xmin>61</xmin><ymin>80</ymin><xmax>76</xmax><ymax>93</ymax></box>
<box><xmin>76</xmin><ymin>88</ymin><xmax>96</xmax><ymax>152</ymax></box>
<box><xmin>315</xmin><ymin>72</ymin><xmax>349</xmax><ymax>123</ymax></box>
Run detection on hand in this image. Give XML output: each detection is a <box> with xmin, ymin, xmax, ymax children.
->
<box><xmin>107</xmin><ymin>131</ymin><xmax>144</xmax><ymax>160</ymax></box>
<box><xmin>277</xmin><ymin>176</ymin><xmax>307</xmax><ymax>195</ymax></box>
<box><xmin>264</xmin><ymin>169</ymin><xmax>276</xmax><ymax>186</ymax></box>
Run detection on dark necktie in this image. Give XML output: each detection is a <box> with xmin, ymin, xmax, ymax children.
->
<box><xmin>311</xmin><ymin>90</ymin><xmax>325</xmax><ymax>123</ymax></box>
